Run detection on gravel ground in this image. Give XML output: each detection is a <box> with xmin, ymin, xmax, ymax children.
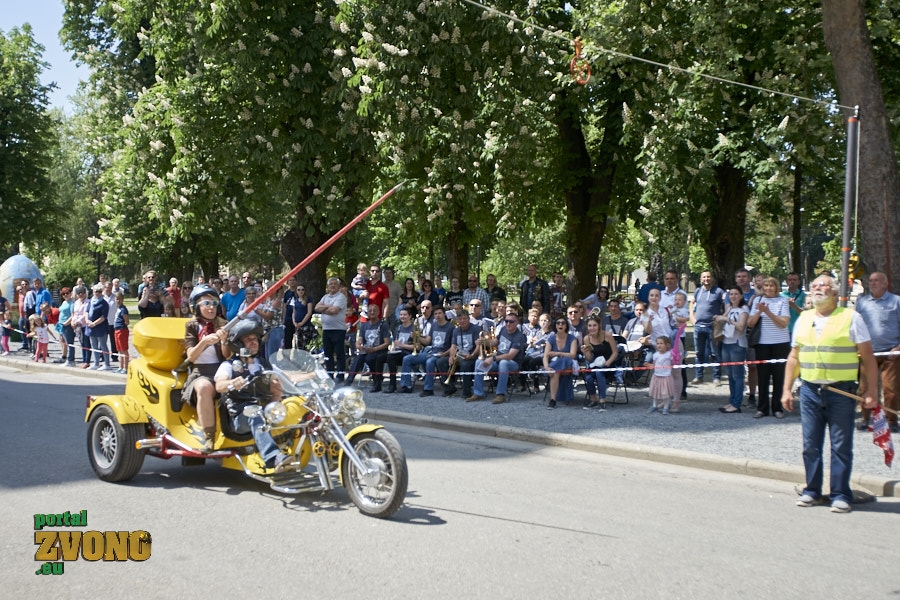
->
<box><xmin>360</xmin><ymin>373</ymin><xmax>896</xmax><ymax>483</ymax></box>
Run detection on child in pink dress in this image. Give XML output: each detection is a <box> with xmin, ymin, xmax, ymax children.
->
<box><xmin>647</xmin><ymin>336</ymin><xmax>675</xmax><ymax>415</ymax></box>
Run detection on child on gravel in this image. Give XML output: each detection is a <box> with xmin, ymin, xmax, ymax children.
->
<box><xmin>648</xmin><ymin>335</ymin><xmax>675</xmax><ymax>415</ymax></box>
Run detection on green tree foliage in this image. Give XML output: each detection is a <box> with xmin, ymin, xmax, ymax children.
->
<box><xmin>0</xmin><ymin>25</ymin><xmax>57</xmax><ymax>247</ymax></box>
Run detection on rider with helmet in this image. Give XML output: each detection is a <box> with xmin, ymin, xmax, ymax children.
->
<box><xmin>214</xmin><ymin>320</ymin><xmax>296</xmax><ymax>473</ymax></box>
<box><xmin>182</xmin><ymin>285</ymin><xmax>228</xmax><ymax>452</ymax></box>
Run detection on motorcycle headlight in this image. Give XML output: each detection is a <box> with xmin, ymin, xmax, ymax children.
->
<box><xmin>264</xmin><ymin>401</ymin><xmax>288</xmax><ymax>425</ymax></box>
<box><xmin>332</xmin><ymin>387</ymin><xmax>366</xmax><ymax>419</ymax></box>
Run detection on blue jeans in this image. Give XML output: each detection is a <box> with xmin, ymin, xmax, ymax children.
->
<box><xmin>473</xmin><ymin>358</ymin><xmax>518</xmax><ymax>396</ymax></box>
<box><xmin>400</xmin><ymin>352</ymin><xmax>431</xmax><ymax>389</ymax></box>
<box><xmin>799</xmin><ymin>381</ymin><xmax>857</xmax><ymax>504</ymax></box>
<box><xmin>693</xmin><ymin>324</ymin><xmax>721</xmax><ymax>380</ymax></box>
<box><xmin>266</xmin><ymin>325</ymin><xmax>284</xmax><ymax>358</ymax></box>
<box><xmin>232</xmin><ymin>410</ymin><xmax>282</xmax><ymax>468</ymax></box>
<box><xmin>90</xmin><ymin>334</ymin><xmax>111</xmax><ymax>367</ymax></box>
<box><xmin>719</xmin><ymin>342</ymin><xmax>746</xmax><ymax>409</ymax></box>
<box><xmin>63</xmin><ymin>325</ymin><xmax>76</xmax><ymax>362</ymax></box>
<box><xmin>584</xmin><ymin>367</ymin><xmax>608</xmax><ymax>399</ymax></box>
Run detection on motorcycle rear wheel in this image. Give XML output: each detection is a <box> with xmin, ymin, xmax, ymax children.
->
<box><xmin>341</xmin><ymin>429</ymin><xmax>408</xmax><ymax>519</ymax></box>
<box><xmin>87</xmin><ymin>406</ymin><xmax>145</xmax><ymax>482</ymax></box>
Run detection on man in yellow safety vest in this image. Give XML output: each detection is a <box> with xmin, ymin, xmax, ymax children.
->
<box><xmin>781</xmin><ymin>274</ymin><xmax>878</xmax><ymax>514</ymax></box>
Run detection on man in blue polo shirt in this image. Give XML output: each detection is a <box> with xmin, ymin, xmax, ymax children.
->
<box><xmin>690</xmin><ymin>271</ymin><xmax>724</xmax><ymax>385</ymax></box>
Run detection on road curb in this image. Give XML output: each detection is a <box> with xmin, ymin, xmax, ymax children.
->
<box><xmin>367</xmin><ymin>408</ymin><xmax>898</xmax><ymax>497</ymax></box>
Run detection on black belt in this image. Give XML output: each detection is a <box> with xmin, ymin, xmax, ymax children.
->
<box><xmin>801</xmin><ymin>380</ymin><xmax>856</xmax><ymax>394</ymax></box>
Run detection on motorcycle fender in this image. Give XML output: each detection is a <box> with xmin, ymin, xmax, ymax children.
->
<box><xmin>85</xmin><ymin>395</ymin><xmax>149</xmax><ymax>425</ymax></box>
<box><xmin>338</xmin><ymin>423</ymin><xmax>384</xmax><ymax>487</ymax></box>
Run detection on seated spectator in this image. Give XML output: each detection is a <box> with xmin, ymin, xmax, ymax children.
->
<box><xmin>543</xmin><ymin>316</ymin><xmax>578</xmax><ymax>409</ymax></box>
<box><xmin>346</xmin><ymin>304</ymin><xmax>390</xmax><ymax>391</ymax></box>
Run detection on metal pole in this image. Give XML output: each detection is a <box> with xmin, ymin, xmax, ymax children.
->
<box><xmin>839</xmin><ymin>107</ymin><xmax>859</xmax><ymax>306</ymax></box>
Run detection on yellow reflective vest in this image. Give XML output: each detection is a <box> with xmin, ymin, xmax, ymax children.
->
<box><xmin>794</xmin><ymin>307</ymin><xmax>858</xmax><ymax>383</ymax></box>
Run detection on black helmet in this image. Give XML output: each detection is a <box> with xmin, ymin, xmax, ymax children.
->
<box><xmin>227</xmin><ymin>319</ymin><xmax>265</xmax><ymax>350</ymax></box>
<box><xmin>190</xmin><ymin>285</ymin><xmax>219</xmax><ymax>317</ymax></box>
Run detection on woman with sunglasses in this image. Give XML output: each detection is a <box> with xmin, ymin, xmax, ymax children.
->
<box><xmin>182</xmin><ymin>285</ymin><xmax>228</xmax><ymax>452</ymax></box>
<box><xmin>544</xmin><ymin>316</ymin><xmax>578</xmax><ymax>409</ymax></box>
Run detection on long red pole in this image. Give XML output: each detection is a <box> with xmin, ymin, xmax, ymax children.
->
<box><xmin>226</xmin><ymin>180</ymin><xmax>408</xmax><ymax>330</ymax></box>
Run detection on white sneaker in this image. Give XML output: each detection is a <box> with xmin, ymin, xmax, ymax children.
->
<box><xmin>96</xmin><ymin>365</ymin><xmax>110</xmax><ymax>371</ymax></box>
<box><xmin>87</xmin><ymin>365</ymin><xmax>99</xmax><ymax>370</ymax></box>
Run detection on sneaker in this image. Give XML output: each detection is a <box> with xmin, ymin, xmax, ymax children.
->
<box><xmin>419</xmin><ymin>390</ymin><xmax>434</xmax><ymax>397</ymax></box>
<box><xmin>465</xmin><ymin>395</ymin><xmax>485</xmax><ymax>402</ymax></box>
<box><xmin>547</xmin><ymin>399</ymin><xmax>557</xmax><ymax>409</ymax></box>
<box><xmin>97</xmin><ymin>365</ymin><xmax>110</xmax><ymax>371</ymax></box>
<box><xmin>597</xmin><ymin>402</ymin><xmax>607</xmax><ymax>412</ymax></box>
<box><xmin>87</xmin><ymin>365</ymin><xmax>99</xmax><ymax>370</ymax></box>
<box><xmin>647</xmin><ymin>405</ymin><xmax>658</xmax><ymax>413</ymax></box>
<box><xmin>690</xmin><ymin>377</ymin><xmax>702</xmax><ymax>385</ymax></box>
<box><xmin>52</xmin><ymin>358</ymin><xmax>65</xmax><ymax>364</ymax></box>
<box><xmin>713</xmin><ymin>378</ymin><xmax>722</xmax><ymax>386</ymax></box>
<box><xmin>796</xmin><ymin>494</ymin><xmax>818</xmax><ymax>507</ymax></box>
<box><xmin>583</xmin><ymin>401</ymin><xmax>599</xmax><ymax>410</ymax></box>
<box><xmin>662</xmin><ymin>407</ymin><xmax>670</xmax><ymax>415</ymax></box>
<box><xmin>492</xmin><ymin>394</ymin><xmax>506</xmax><ymax>404</ymax></box>
<box><xmin>64</xmin><ymin>361</ymin><xmax>76</xmax><ymax>367</ymax></box>
<box><xmin>399</xmin><ymin>386</ymin><xmax>413</xmax><ymax>394</ymax></box>
<box><xmin>830</xmin><ymin>499</ymin><xmax>851</xmax><ymax>513</ymax></box>
<box><xmin>117</xmin><ymin>368</ymin><xmax>127</xmax><ymax>374</ymax></box>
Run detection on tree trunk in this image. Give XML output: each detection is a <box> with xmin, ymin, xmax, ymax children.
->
<box><xmin>703</xmin><ymin>162</ymin><xmax>749</xmax><ymax>289</ymax></box>
<box><xmin>446</xmin><ymin>224</ymin><xmax>468</xmax><ymax>281</ymax></box>
<box><xmin>279</xmin><ymin>188</ymin><xmax>339</xmax><ymax>301</ymax></box>
<box><xmin>554</xmin><ymin>89</ymin><xmax>619</xmax><ymax>301</ymax></box>
<box><xmin>822</xmin><ymin>0</ymin><xmax>900</xmax><ymax>292</ymax></box>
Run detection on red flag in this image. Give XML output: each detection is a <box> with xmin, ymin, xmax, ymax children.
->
<box><xmin>671</xmin><ymin>323</ymin><xmax>686</xmax><ymax>365</ymax></box>
<box><xmin>869</xmin><ymin>405</ymin><xmax>895</xmax><ymax>468</ymax></box>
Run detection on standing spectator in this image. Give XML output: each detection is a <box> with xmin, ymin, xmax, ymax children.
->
<box><xmin>747</xmin><ymin>277</ymin><xmax>791</xmax><ymax>418</ymax></box>
<box><xmin>28</xmin><ymin>314</ymin><xmax>50</xmax><ymax>362</ymax></box>
<box><xmin>57</xmin><ymin>287</ymin><xmax>76</xmax><ymax>366</ymax></box>
<box><xmin>72</xmin><ymin>286</ymin><xmax>91</xmax><ymax>366</ymax></box>
<box><xmin>518</xmin><ymin>264</ymin><xmax>550</xmax><ymax>314</ymax></box>
<box><xmin>138</xmin><ymin>287</ymin><xmax>166</xmax><ymax>318</ymax></box>
<box><xmin>484</xmin><ymin>274</ymin><xmax>507</xmax><ymax>303</ymax></box>
<box><xmin>549</xmin><ymin>272</ymin><xmax>567</xmax><ymax>321</ymax></box>
<box><xmin>177</xmin><ymin>281</ymin><xmax>194</xmax><ymax>317</ymax></box>
<box><xmin>16</xmin><ymin>281</ymin><xmax>32</xmax><ymax>352</ymax></box>
<box><xmin>364</xmin><ymin>263</ymin><xmax>390</xmax><ymax>321</ymax></box>
<box><xmin>1</xmin><ymin>309</ymin><xmax>11</xmax><ymax>355</ymax></box>
<box><xmin>781</xmin><ymin>272</ymin><xmax>807</xmax><ymax>332</ymax></box>
<box><xmin>113</xmin><ymin>291</ymin><xmax>130</xmax><ymax>374</ymax></box>
<box><xmin>433</xmin><ymin>275</ymin><xmax>447</xmax><ymax>307</ymax></box>
<box><xmin>445</xmin><ymin>276</ymin><xmax>464</xmax><ymax>309</ymax></box>
<box><xmin>220</xmin><ymin>275</ymin><xmax>245</xmax><ymax>321</ymax></box>
<box><xmin>715</xmin><ymin>289</ymin><xmax>749</xmax><ymax>413</ymax></box>
<box><xmin>854</xmin><ymin>271</ymin><xmax>900</xmax><ymax>432</ymax></box>
<box><xmin>103</xmin><ymin>281</ymin><xmax>118</xmax><ymax>364</ymax></box>
<box><xmin>689</xmin><ymin>271</ymin><xmax>724</xmax><ymax>385</ymax></box>
<box><xmin>384</xmin><ymin>267</ymin><xmax>403</xmax><ymax>332</ymax></box>
<box><xmin>265</xmin><ymin>285</ymin><xmax>286</xmax><ymax>358</ymax></box>
<box><xmin>240</xmin><ymin>271</ymin><xmax>252</xmax><ymax>289</ymax></box>
<box><xmin>462</xmin><ymin>274</ymin><xmax>490</xmax><ymax>308</ymax></box>
<box><xmin>736</xmin><ymin>268</ymin><xmax>758</xmax><ymax>406</ymax></box>
<box><xmin>581</xmin><ymin>285</ymin><xmax>610</xmax><ymax>316</ymax></box>
<box><xmin>637</xmin><ymin>271</ymin><xmax>663</xmax><ymax>305</ymax></box>
<box><xmin>659</xmin><ymin>270</ymin><xmax>682</xmax><ymax>314</ymax></box>
<box><xmin>396</xmin><ymin>278</ymin><xmax>418</xmax><ymax>321</ymax></box>
<box><xmin>292</xmin><ymin>282</ymin><xmax>315</xmax><ymax>349</ymax></box>
<box><xmin>167</xmin><ymin>277</ymin><xmax>182</xmax><ymax>307</ymax></box>
<box><xmin>350</xmin><ymin>263</ymin><xmax>370</xmax><ymax>305</ymax></box>
<box><xmin>86</xmin><ymin>284</ymin><xmax>112</xmax><ymax>370</ymax></box>
<box><xmin>417</xmin><ymin>279</ymin><xmax>440</xmax><ymax>308</ymax></box>
<box><xmin>282</xmin><ymin>276</ymin><xmax>298</xmax><ymax>350</ymax></box>
<box><xmin>781</xmin><ymin>274</ymin><xmax>878</xmax><ymax>513</ymax></box>
<box><xmin>315</xmin><ymin>277</ymin><xmax>348</xmax><ymax>382</ymax></box>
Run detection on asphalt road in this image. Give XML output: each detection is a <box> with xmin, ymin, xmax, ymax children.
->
<box><xmin>1</xmin><ymin>366</ymin><xmax>899</xmax><ymax>598</ymax></box>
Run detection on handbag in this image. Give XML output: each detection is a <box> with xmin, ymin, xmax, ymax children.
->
<box><xmin>713</xmin><ymin>318</ymin><xmax>725</xmax><ymax>343</ymax></box>
<box><xmin>747</xmin><ymin>321</ymin><xmax>761</xmax><ymax>347</ymax></box>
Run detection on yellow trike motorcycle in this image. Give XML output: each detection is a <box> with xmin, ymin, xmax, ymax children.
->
<box><xmin>85</xmin><ymin>317</ymin><xmax>408</xmax><ymax>519</ymax></box>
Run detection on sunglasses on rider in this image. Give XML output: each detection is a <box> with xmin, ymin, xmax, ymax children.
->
<box><xmin>199</xmin><ymin>300</ymin><xmax>220</xmax><ymax>308</ymax></box>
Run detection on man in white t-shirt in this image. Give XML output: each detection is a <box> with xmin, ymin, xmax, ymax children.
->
<box><xmin>315</xmin><ymin>277</ymin><xmax>348</xmax><ymax>382</ymax></box>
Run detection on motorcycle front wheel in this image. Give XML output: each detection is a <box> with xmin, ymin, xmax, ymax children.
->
<box><xmin>341</xmin><ymin>429</ymin><xmax>408</xmax><ymax>519</ymax></box>
<box><xmin>87</xmin><ymin>406</ymin><xmax>145</xmax><ymax>482</ymax></box>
